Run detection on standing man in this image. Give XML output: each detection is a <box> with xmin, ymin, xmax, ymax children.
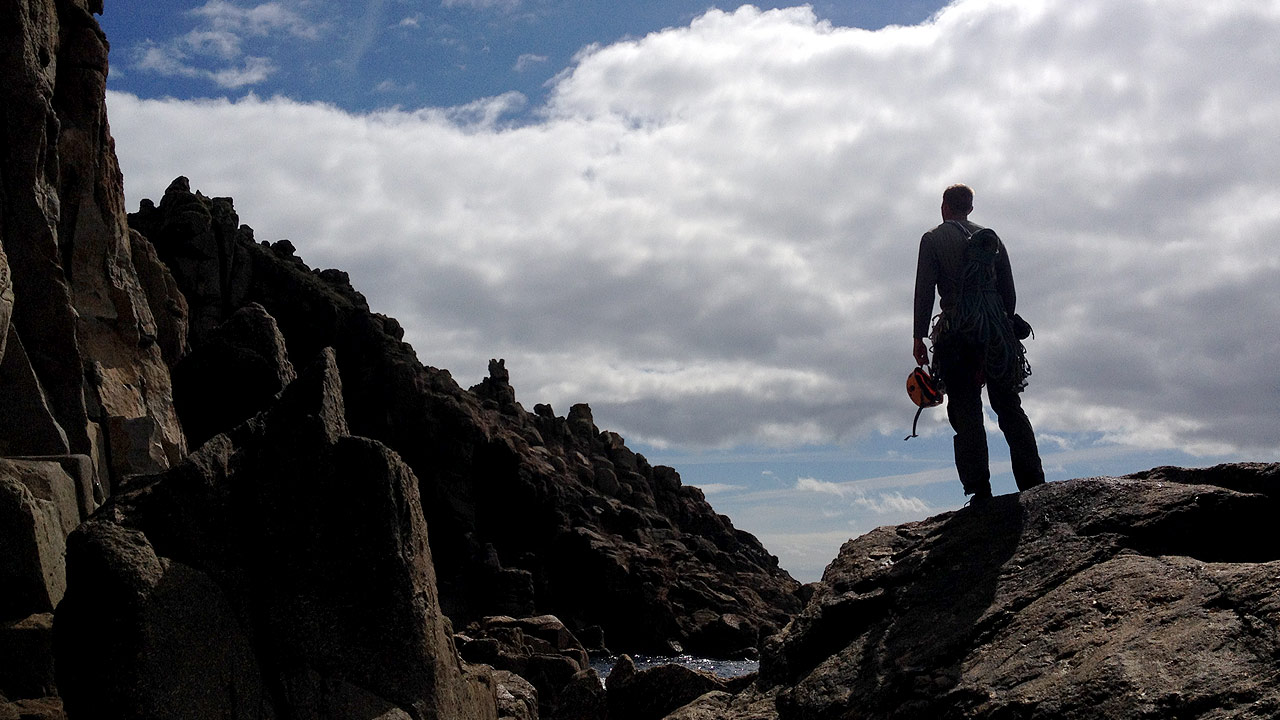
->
<box><xmin>913</xmin><ymin>184</ymin><xmax>1044</xmax><ymax>501</ymax></box>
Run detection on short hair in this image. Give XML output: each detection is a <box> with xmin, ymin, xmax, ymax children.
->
<box><xmin>942</xmin><ymin>184</ymin><xmax>974</xmax><ymax>214</ymax></box>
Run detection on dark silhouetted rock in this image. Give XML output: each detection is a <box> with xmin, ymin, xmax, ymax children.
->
<box><xmin>752</xmin><ymin>463</ymin><xmax>1280</xmax><ymax>720</ymax></box>
<box><xmin>129</xmin><ymin>181</ymin><xmax>804</xmax><ymax>659</ymax></box>
<box><xmin>55</xmin><ymin>349</ymin><xmax>497</xmax><ymax>720</ymax></box>
<box><xmin>171</xmin><ymin>301</ymin><xmax>296</xmax><ymax>447</ymax></box>
<box><xmin>458</xmin><ymin>615</ymin><xmax>603</xmax><ymax>719</ymax></box>
<box><xmin>606</xmin><ymin>655</ymin><xmax>729</xmax><ymax>720</ymax></box>
<box><xmin>0</xmin><ymin>613</ymin><xmax>56</xmax><ymax>701</ymax></box>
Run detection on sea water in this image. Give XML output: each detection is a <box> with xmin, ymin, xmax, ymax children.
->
<box><xmin>589</xmin><ymin>654</ymin><xmax>759</xmax><ymax>686</ymax></box>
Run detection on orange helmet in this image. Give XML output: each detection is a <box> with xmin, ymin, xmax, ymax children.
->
<box><xmin>905</xmin><ymin>366</ymin><xmax>944</xmax><ymax>441</ymax></box>
<box><xmin>906</xmin><ymin>366</ymin><xmax>943</xmax><ymax>408</ymax></box>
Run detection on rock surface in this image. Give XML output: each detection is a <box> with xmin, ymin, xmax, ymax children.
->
<box><xmin>170</xmin><ymin>301</ymin><xmax>295</xmax><ymax>447</ymax></box>
<box><xmin>0</xmin><ymin>0</ymin><xmax>185</xmax><ymax>487</ymax></box>
<box><xmin>54</xmin><ymin>349</ymin><xmax>497</xmax><ymax>720</ymax></box>
<box><xmin>606</xmin><ymin>655</ymin><xmax>732</xmax><ymax>720</ymax></box>
<box><xmin>128</xmin><ymin>180</ymin><xmax>804</xmax><ymax>658</ymax></box>
<box><xmin>1</xmin><ymin>2</ymin><xmax>193</xmax><ymax>713</ymax></box>
<box><xmin>457</xmin><ymin>615</ymin><xmax>605</xmax><ymax>719</ymax></box>
<box><xmin>745</xmin><ymin>463</ymin><xmax>1280</xmax><ymax>720</ymax></box>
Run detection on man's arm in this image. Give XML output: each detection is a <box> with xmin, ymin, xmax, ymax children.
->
<box><xmin>913</xmin><ymin>234</ymin><xmax>936</xmax><ymax>365</ymax></box>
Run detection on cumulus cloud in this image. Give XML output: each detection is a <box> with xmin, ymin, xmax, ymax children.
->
<box><xmin>106</xmin><ymin>0</ymin><xmax>1280</xmax><ymax>466</ymax></box>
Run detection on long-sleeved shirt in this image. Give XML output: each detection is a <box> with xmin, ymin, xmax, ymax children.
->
<box><xmin>913</xmin><ymin>219</ymin><xmax>1016</xmax><ymax>339</ymax></box>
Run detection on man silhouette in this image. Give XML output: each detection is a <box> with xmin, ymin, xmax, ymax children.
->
<box><xmin>913</xmin><ymin>184</ymin><xmax>1044</xmax><ymax>501</ymax></box>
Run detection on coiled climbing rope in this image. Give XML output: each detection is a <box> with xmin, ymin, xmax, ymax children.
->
<box><xmin>935</xmin><ymin>224</ymin><xmax>1031</xmax><ymax>390</ymax></box>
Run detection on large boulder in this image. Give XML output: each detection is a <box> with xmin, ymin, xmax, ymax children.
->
<box><xmin>55</xmin><ymin>349</ymin><xmax>497</xmax><ymax>720</ymax></box>
<box><xmin>457</xmin><ymin>615</ymin><xmax>603</xmax><ymax>720</ymax></box>
<box><xmin>0</xmin><ymin>458</ymin><xmax>91</xmax><ymax>619</ymax></box>
<box><xmin>171</xmin><ymin>301</ymin><xmax>296</xmax><ymax>447</ymax></box>
<box><xmin>752</xmin><ymin>463</ymin><xmax>1280</xmax><ymax>720</ymax></box>
<box><xmin>606</xmin><ymin>655</ymin><xmax>729</xmax><ymax>720</ymax></box>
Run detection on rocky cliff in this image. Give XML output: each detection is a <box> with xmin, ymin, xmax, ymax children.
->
<box><xmin>2</xmin><ymin>1</ymin><xmax>187</xmax><ymax>716</ymax></box>
<box><xmin>1</xmin><ymin>1</ymin><xmax>799</xmax><ymax>717</ymax></box>
<box><xmin>674</xmin><ymin>462</ymin><xmax>1280</xmax><ymax>720</ymax></box>
<box><xmin>125</xmin><ymin>178</ymin><xmax>803</xmax><ymax>659</ymax></box>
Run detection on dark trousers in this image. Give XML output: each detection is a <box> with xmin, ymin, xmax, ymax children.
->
<box><xmin>939</xmin><ymin>343</ymin><xmax>1045</xmax><ymax>495</ymax></box>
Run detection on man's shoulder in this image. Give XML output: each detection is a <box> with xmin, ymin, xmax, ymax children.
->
<box><xmin>923</xmin><ymin>221</ymin><xmax>969</xmax><ymax>242</ymax></box>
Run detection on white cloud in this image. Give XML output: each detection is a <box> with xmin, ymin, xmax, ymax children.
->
<box><xmin>209</xmin><ymin>56</ymin><xmax>276</xmax><ymax>88</ymax></box>
<box><xmin>794</xmin><ymin>477</ymin><xmax>930</xmax><ymax>513</ymax></box>
<box><xmin>795</xmin><ymin>477</ymin><xmax>849</xmax><ymax>497</ymax></box>
<box><xmin>133</xmin><ymin>42</ymin><xmax>274</xmax><ymax>88</ymax></box>
<box><xmin>130</xmin><ymin>1</ymin><xmax>320</xmax><ymax>87</ymax></box>
<box><xmin>190</xmin><ymin>0</ymin><xmax>320</xmax><ymax>39</ymax></box>
<box><xmin>515</xmin><ymin>53</ymin><xmax>548</xmax><ymax>72</ymax></box>
<box><xmin>107</xmin><ymin>0</ymin><xmax>1280</xmax><ymax>467</ymax></box>
<box><xmin>690</xmin><ymin>482</ymin><xmax>740</xmax><ymax>496</ymax></box>
<box><xmin>853</xmin><ymin>491</ymin><xmax>930</xmax><ymax>515</ymax></box>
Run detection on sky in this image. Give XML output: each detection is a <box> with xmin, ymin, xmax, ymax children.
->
<box><xmin>97</xmin><ymin>0</ymin><xmax>1280</xmax><ymax>582</ymax></box>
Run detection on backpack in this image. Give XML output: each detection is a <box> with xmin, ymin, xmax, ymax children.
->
<box><xmin>934</xmin><ymin>221</ymin><xmax>1031</xmax><ymax>390</ymax></box>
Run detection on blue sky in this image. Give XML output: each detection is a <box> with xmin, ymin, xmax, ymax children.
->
<box><xmin>101</xmin><ymin>1</ymin><xmax>944</xmax><ymax>114</ymax></box>
<box><xmin>97</xmin><ymin>0</ymin><xmax>1280</xmax><ymax>582</ymax></box>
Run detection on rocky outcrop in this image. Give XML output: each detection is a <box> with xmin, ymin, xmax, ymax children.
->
<box><xmin>2</xmin><ymin>2</ymin><xmax>191</xmax><ymax>714</ymax></box>
<box><xmin>737</xmin><ymin>463</ymin><xmax>1280</xmax><ymax>720</ymax></box>
<box><xmin>606</xmin><ymin>655</ymin><xmax>738</xmax><ymax>720</ymax></box>
<box><xmin>55</xmin><ymin>349</ymin><xmax>497</xmax><ymax>720</ymax></box>
<box><xmin>127</xmin><ymin>180</ymin><xmax>804</xmax><ymax>658</ymax></box>
<box><xmin>170</xmin><ymin>301</ymin><xmax>295</xmax><ymax>447</ymax></box>
<box><xmin>457</xmin><ymin>615</ymin><xmax>606</xmax><ymax>720</ymax></box>
<box><xmin>1</xmin><ymin>0</ymin><xmax>185</xmax><ymax>487</ymax></box>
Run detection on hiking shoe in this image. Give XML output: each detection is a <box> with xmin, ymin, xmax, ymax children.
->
<box><xmin>964</xmin><ymin>490</ymin><xmax>993</xmax><ymax>508</ymax></box>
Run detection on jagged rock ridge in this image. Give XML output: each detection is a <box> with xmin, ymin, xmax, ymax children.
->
<box><xmin>2</xmin><ymin>1</ymin><xmax>801</xmax><ymax>716</ymax></box>
<box><xmin>127</xmin><ymin>177</ymin><xmax>803</xmax><ymax>658</ymax></box>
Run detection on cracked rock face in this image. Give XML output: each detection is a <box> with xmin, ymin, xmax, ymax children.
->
<box><xmin>754</xmin><ymin>463</ymin><xmax>1280</xmax><ymax>720</ymax></box>
<box><xmin>1</xmin><ymin>0</ymin><xmax>186</xmax><ymax>485</ymax></box>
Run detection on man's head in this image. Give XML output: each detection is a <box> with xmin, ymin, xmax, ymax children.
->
<box><xmin>941</xmin><ymin>184</ymin><xmax>974</xmax><ymax>220</ymax></box>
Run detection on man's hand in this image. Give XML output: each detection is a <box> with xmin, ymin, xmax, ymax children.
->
<box><xmin>913</xmin><ymin>338</ymin><xmax>930</xmax><ymax>367</ymax></box>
